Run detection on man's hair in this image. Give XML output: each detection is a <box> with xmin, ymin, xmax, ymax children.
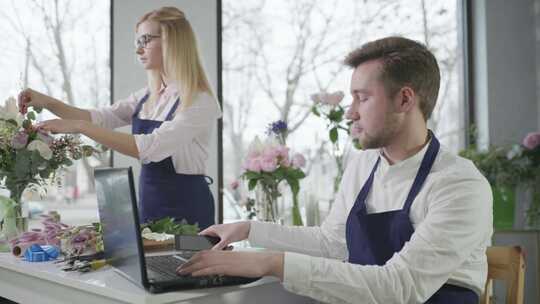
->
<box><xmin>344</xmin><ymin>36</ymin><xmax>440</xmax><ymax>121</ymax></box>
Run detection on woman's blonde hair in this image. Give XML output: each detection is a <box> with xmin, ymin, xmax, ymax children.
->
<box><xmin>136</xmin><ymin>7</ymin><xmax>214</xmax><ymax>110</ymax></box>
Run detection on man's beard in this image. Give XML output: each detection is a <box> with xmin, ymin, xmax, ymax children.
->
<box><xmin>360</xmin><ymin>113</ymin><xmax>400</xmax><ymax>149</ymax></box>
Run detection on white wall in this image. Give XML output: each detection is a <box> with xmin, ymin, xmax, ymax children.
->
<box><xmin>472</xmin><ymin>0</ymin><xmax>539</xmax><ymax>147</ymax></box>
<box><xmin>113</xmin><ymin>0</ymin><xmax>219</xmax><ymax>222</ymax></box>
<box><xmin>536</xmin><ymin>0</ymin><xmax>540</xmax><ymax>129</ymax></box>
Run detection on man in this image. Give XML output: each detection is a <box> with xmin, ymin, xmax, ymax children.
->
<box><xmin>177</xmin><ymin>36</ymin><xmax>492</xmax><ymax>304</ymax></box>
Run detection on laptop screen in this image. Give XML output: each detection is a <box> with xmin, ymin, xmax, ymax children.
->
<box><xmin>95</xmin><ymin>167</ymin><xmax>147</xmax><ymax>288</ymax></box>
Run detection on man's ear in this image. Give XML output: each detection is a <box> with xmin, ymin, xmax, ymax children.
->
<box><xmin>394</xmin><ymin>86</ymin><xmax>417</xmax><ymax>114</ymax></box>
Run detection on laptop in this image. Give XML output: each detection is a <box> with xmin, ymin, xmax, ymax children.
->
<box><xmin>94</xmin><ymin>167</ymin><xmax>258</xmax><ymax>293</ymax></box>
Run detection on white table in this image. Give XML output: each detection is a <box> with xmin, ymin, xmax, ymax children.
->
<box><xmin>0</xmin><ymin>253</ymin><xmax>315</xmax><ymax>304</ymax></box>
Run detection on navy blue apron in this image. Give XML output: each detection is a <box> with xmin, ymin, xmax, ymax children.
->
<box><xmin>345</xmin><ymin>132</ymin><xmax>478</xmax><ymax>303</ymax></box>
<box><xmin>132</xmin><ymin>93</ymin><xmax>215</xmax><ymax>229</ymax></box>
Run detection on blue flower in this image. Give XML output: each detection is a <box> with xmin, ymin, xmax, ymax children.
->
<box><xmin>267</xmin><ymin>120</ymin><xmax>288</xmax><ymax>136</ymax></box>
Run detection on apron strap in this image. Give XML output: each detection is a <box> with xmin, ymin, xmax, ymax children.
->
<box><xmin>133</xmin><ymin>93</ymin><xmax>150</xmax><ymax>118</ymax></box>
<box><xmin>402</xmin><ymin>130</ymin><xmax>440</xmax><ymax>212</ymax></box>
<box><xmin>165</xmin><ymin>97</ymin><xmax>181</xmax><ymax>121</ymax></box>
<box><xmin>354</xmin><ymin>157</ymin><xmax>381</xmax><ymax>214</ymax></box>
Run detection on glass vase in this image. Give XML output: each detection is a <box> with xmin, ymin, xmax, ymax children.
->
<box><xmin>0</xmin><ymin>188</ymin><xmax>28</xmax><ymax>252</ymax></box>
<box><xmin>255</xmin><ymin>183</ymin><xmax>282</xmax><ymax>224</ymax></box>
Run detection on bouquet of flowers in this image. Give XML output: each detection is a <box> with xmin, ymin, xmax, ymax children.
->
<box><xmin>240</xmin><ymin>120</ymin><xmax>306</xmax><ymax>226</ymax></box>
<box><xmin>0</xmin><ymin>96</ymin><xmax>98</xmax><ymax>243</ymax></box>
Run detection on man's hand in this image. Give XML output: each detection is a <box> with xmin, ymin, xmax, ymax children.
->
<box><xmin>176</xmin><ymin>251</ymin><xmax>284</xmax><ymax>281</ymax></box>
<box><xmin>199</xmin><ymin>221</ymin><xmax>251</xmax><ymax>250</ymax></box>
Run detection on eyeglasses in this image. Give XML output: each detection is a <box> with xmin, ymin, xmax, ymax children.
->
<box><xmin>135</xmin><ymin>34</ymin><xmax>161</xmax><ymax>49</ymax></box>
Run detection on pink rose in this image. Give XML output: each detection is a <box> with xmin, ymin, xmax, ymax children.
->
<box><xmin>312</xmin><ymin>91</ymin><xmax>344</xmax><ymax>106</ymax></box>
<box><xmin>291</xmin><ymin>153</ymin><xmax>306</xmax><ymax>168</ymax></box>
<box><xmin>230</xmin><ymin>180</ymin><xmax>239</xmax><ymax>190</ymax></box>
<box><xmin>324</xmin><ymin>91</ymin><xmax>344</xmax><ymax>106</ymax></box>
<box><xmin>244</xmin><ymin>157</ymin><xmax>263</xmax><ymax>173</ymax></box>
<box><xmin>260</xmin><ymin>154</ymin><xmax>278</xmax><ymax>172</ymax></box>
<box><xmin>275</xmin><ymin>145</ymin><xmax>290</xmax><ymax>165</ymax></box>
<box><xmin>523</xmin><ymin>132</ymin><xmax>540</xmax><ymax>150</ymax></box>
<box><xmin>280</xmin><ymin>155</ymin><xmax>291</xmax><ymax>167</ymax></box>
<box><xmin>262</xmin><ymin>146</ymin><xmax>280</xmax><ymax>159</ymax></box>
<box><xmin>11</xmin><ymin>131</ymin><xmax>28</xmax><ymax>149</ymax></box>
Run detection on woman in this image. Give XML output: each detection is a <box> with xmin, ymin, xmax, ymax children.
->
<box><xmin>18</xmin><ymin>7</ymin><xmax>220</xmax><ymax>229</ymax></box>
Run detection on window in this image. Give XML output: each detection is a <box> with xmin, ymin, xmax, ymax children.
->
<box><xmin>222</xmin><ymin>0</ymin><xmax>465</xmax><ymax>224</ymax></box>
<box><xmin>0</xmin><ymin>0</ymin><xmax>111</xmax><ymax>227</ymax></box>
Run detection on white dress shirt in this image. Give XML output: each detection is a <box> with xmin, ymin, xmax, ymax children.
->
<box><xmin>249</xmin><ymin>142</ymin><xmax>493</xmax><ymax>304</ymax></box>
<box><xmin>89</xmin><ymin>84</ymin><xmax>222</xmax><ymax>174</ymax></box>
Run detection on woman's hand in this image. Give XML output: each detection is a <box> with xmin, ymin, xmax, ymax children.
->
<box><xmin>18</xmin><ymin>88</ymin><xmax>51</xmax><ymax>114</ymax></box>
<box><xmin>37</xmin><ymin>119</ymin><xmax>86</xmax><ymax>134</ymax></box>
<box><xmin>199</xmin><ymin>221</ymin><xmax>251</xmax><ymax>250</ymax></box>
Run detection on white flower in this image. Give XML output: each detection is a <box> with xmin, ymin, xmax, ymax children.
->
<box><xmin>27</xmin><ymin>139</ymin><xmax>53</xmax><ymax>160</ymax></box>
<box><xmin>506</xmin><ymin>144</ymin><xmax>522</xmax><ymax>160</ymax></box>
<box><xmin>246</xmin><ymin>136</ymin><xmax>264</xmax><ymax>157</ymax></box>
<box><xmin>264</xmin><ymin>136</ymin><xmax>281</xmax><ymax>149</ymax></box>
<box><xmin>0</xmin><ymin>96</ymin><xmax>24</xmax><ymax>126</ymax></box>
<box><xmin>311</xmin><ymin>91</ymin><xmax>344</xmax><ymax>106</ymax></box>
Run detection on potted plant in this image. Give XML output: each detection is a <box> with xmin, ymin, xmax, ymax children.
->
<box><xmin>459</xmin><ymin>131</ymin><xmax>540</xmax><ymax>229</ymax></box>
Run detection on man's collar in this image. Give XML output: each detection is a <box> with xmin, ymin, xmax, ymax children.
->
<box><xmin>378</xmin><ymin>136</ymin><xmax>433</xmax><ymax>170</ymax></box>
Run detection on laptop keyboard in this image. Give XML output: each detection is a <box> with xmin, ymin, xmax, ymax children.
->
<box><xmin>145</xmin><ymin>253</ymin><xmax>259</xmax><ymax>288</ymax></box>
<box><xmin>146</xmin><ymin>255</ymin><xmax>187</xmax><ymax>280</ymax></box>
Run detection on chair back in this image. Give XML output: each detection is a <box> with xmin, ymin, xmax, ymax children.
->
<box><xmin>480</xmin><ymin>246</ymin><xmax>525</xmax><ymax>304</ymax></box>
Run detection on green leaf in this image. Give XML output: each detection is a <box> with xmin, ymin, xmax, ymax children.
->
<box><xmin>248</xmin><ymin>179</ymin><xmax>257</xmax><ymax>191</ymax></box>
<box><xmin>0</xmin><ymin>195</ymin><xmax>17</xmax><ymax>222</ymax></box>
<box><xmin>285</xmin><ymin>168</ymin><xmax>305</xmax><ymax>179</ymax></box>
<box><xmin>311</xmin><ymin>106</ymin><xmax>320</xmax><ymax>117</ymax></box>
<box><xmin>39</xmin><ymin>169</ymin><xmax>52</xmax><ymax>179</ymax></box>
<box><xmin>22</xmin><ymin>120</ymin><xmax>31</xmax><ymax>130</ymax></box>
<box><xmin>243</xmin><ymin>171</ymin><xmax>261</xmax><ymax>180</ymax></box>
<box><xmin>5</xmin><ymin>119</ymin><xmax>18</xmax><ymax>127</ymax></box>
<box><xmin>142</xmin><ymin>217</ymin><xmax>199</xmax><ymax>235</ymax></box>
<box><xmin>82</xmin><ymin>145</ymin><xmax>95</xmax><ymax>157</ymax></box>
<box><xmin>328</xmin><ymin>107</ymin><xmax>344</xmax><ymax>122</ymax></box>
<box><xmin>14</xmin><ymin>150</ymin><xmax>32</xmax><ymax>179</ymax></box>
<box><xmin>329</xmin><ymin>127</ymin><xmax>338</xmax><ymax>143</ymax></box>
<box><xmin>286</xmin><ymin>178</ymin><xmax>300</xmax><ymax>196</ymax></box>
<box><xmin>26</xmin><ymin>112</ymin><xmax>36</xmax><ymax>121</ymax></box>
<box><xmin>353</xmin><ymin>139</ymin><xmax>362</xmax><ymax>150</ymax></box>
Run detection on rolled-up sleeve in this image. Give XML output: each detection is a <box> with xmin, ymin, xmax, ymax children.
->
<box><xmin>281</xmin><ymin>170</ymin><xmax>492</xmax><ymax>303</ymax></box>
<box><xmin>89</xmin><ymin>89</ymin><xmax>145</xmax><ymax>129</ymax></box>
<box><xmin>134</xmin><ymin>93</ymin><xmax>221</xmax><ymax>164</ymax></box>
